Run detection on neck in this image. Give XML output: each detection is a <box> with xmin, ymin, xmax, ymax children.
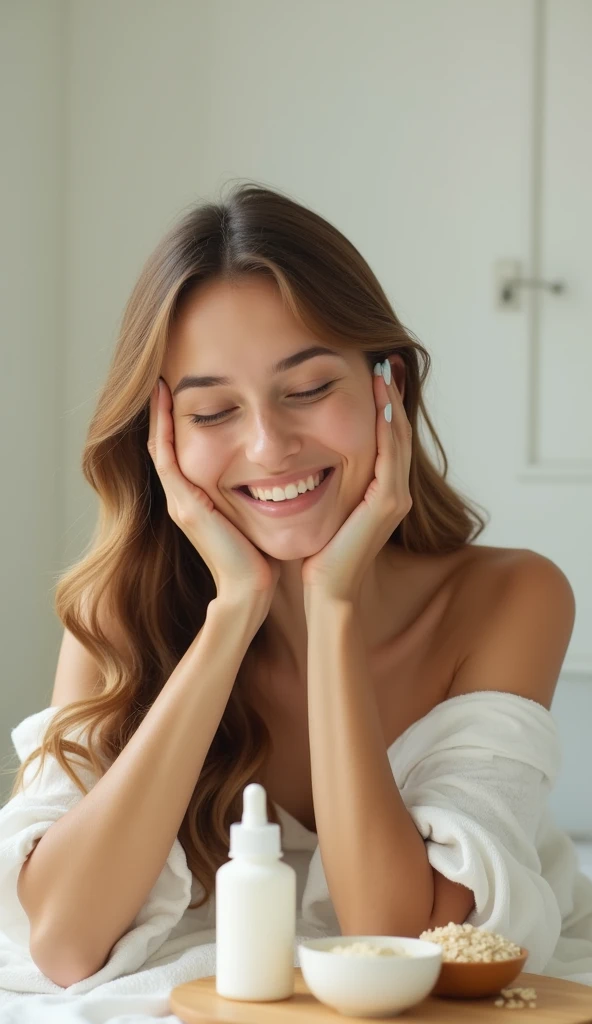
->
<box><xmin>259</xmin><ymin>544</ymin><xmax>403</xmax><ymax>684</ymax></box>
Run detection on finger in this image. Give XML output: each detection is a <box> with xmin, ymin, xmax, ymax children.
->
<box><xmin>147</xmin><ymin>380</ymin><xmax>218</xmax><ymax>532</ymax></box>
<box><xmin>148</xmin><ymin>379</ymin><xmax>190</xmax><ymax>508</ymax></box>
<box><xmin>147</xmin><ymin>380</ymin><xmax>160</xmax><ymax>452</ymax></box>
<box><xmin>382</xmin><ymin>379</ymin><xmax>413</xmax><ymax>497</ymax></box>
<box><xmin>372</xmin><ymin>364</ymin><xmax>394</xmax><ymax>428</ymax></box>
<box><xmin>373</xmin><ymin>370</ymin><xmax>413</xmax><ymax>524</ymax></box>
<box><xmin>147</xmin><ymin>379</ymin><xmax>165</xmax><ymax>463</ymax></box>
<box><xmin>382</xmin><ymin>365</ymin><xmax>412</xmax><ymax>443</ymax></box>
<box><xmin>372</xmin><ymin>369</ymin><xmax>398</xmax><ymax>478</ymax></box>
<box><xmin>154</xmin><ymin>379</ymin><xmax>182</xmax><ymax>476</ymax></box>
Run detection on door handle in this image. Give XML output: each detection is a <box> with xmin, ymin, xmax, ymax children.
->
<box><xmin>501</xmin><ymin>276</ymin><xmax>566</xmax><ymax>304</ymax></box>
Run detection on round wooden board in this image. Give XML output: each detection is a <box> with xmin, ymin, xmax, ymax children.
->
<box><xmin>170</xmin><ymin>969</ymin><xmax>592</xmax><ymax>1023</ymax></box>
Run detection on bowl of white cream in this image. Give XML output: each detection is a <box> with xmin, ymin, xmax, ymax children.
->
<box><xmin>297</xmin><ymin>936</ymin><xmax>442</xmax><ymax>1017</ymax></box>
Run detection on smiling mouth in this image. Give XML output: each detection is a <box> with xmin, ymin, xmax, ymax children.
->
<box><xmin>235</xmin><ymin>466</ymin><xmax>332</xmax><ymax>499</ymax></box>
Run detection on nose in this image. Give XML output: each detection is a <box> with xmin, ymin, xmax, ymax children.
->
<box><xmin>241</xmin><ymin>406</ymin><xmax>302</xmax><ymax>467</ymax></box>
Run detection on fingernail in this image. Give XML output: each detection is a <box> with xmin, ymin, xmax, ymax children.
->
<box><xmin>384</xmin><ymin>402</ymin><xmax>392</xmax><ymax>423</ymax></box>
<box><xmin>373</xmin><ymin>361</ymin><xmax>383</xmax><ymax>377</ymax></box>
<box><xmin>382</xmin><ymin>359</ymin><xmax>391</xmax><ymax>385</ymax></box>
<box><xmin>158</xmin><ymin>378</ymin><xmax>164</xmax><ymax>395</ymax></box>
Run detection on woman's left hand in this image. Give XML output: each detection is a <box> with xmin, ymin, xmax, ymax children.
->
<box><xmin>301</xmin><ymin>359</ymin><xmax>413</xmax><ymax>602</ymax></box>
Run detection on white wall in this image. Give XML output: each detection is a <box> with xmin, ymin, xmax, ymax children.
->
<box><xmin>1</xmin><ymin>1</ymin><xmax>590</xmax><ymax>839</ymax></box>
<box><xmin>0</xmin><ymin>0</ymin><xmax>66</xmax><ymax>794</ymax></box>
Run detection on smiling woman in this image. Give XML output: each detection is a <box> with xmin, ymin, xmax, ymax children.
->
<box><xmin>155</xmin><ymin>259</ymin><xmax>416</xmax><ymax>576</ymax></box>
<box><xmin>2</xmin><ymin>180</ymin><xmax>590</xmax><ymax>997</ymax></box>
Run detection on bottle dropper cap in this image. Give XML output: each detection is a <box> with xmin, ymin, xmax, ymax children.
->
<box><xmin>228</xmin><ymin>783</ymin><xmax>282</xmax><ymax>860</ymax></box>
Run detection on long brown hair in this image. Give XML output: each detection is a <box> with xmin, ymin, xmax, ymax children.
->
<box><xmin>9</xmin><ymin>181</ymin><xmax>488</xmax><ymax>909</ymax></box>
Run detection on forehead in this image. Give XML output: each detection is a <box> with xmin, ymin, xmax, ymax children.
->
<box><xmin>168</xmin><ymin>276</ymin><xmax>305</xmax><ymax>360</ymax></box>
<box><xmin>163</xmin><ymin>275</ymin><xmax>358</xmax><ymax>381</ymax></box>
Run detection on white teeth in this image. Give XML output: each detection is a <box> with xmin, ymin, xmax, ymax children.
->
<box><xmin>248</xmin><ymin>470</ymin><xmax>326</xmax><ymax>502</ymax></box>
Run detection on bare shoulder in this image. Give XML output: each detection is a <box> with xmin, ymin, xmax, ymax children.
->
<box><xmin>447</xmin><ymin>545</ymin><xmax>576</xmax><ymax>710</ymax></box>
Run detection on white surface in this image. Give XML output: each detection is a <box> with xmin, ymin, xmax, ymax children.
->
<box><xmin>1</xmin><ymin>692</ymin><xmax>592</xmax><ymax>1023</ymax></box>
<box><xmin>539</xmin><ymin>0</ymin><xmax>592</xmax><ymax>462</ymax></box>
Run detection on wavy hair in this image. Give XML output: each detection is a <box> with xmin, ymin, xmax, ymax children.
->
<box><xmin>9</xmin><ymin>181</ymin><xmax>488</xmax><ymax>909</ymax></box>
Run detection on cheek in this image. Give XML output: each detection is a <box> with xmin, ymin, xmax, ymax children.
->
<box><xmin>333</xmin><ymin>415</ymin><xmax>375</xmax><ymax>456</ymax></box>
<box><xmin>174</xmin><ymin>427</ymin><xmax>223</xmax><ymax>486</ymax></box>
<box><xmin>328</xmin><ymin>396</ymin><xmax>378</xmax><ymax>496</ymax></box>
<box><xmin>328</xmin><ymin>395</ymin><xmax>377</xmax><ymax>458</ymax></box>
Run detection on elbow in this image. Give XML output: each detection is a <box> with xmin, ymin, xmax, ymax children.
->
<box><xmin>30</xmin><ymin>930</ymin><xmax>107</xmax><ymax>989</ymax></box>
<box><xmin>424</xmin><ymin>869</ymin><xmax>476</xmax><ymax>932</ymax></box>
<box><xmin>19</xmin><ymin>859</ymin><xmax>100</xmax><ymax>987</ymax></box>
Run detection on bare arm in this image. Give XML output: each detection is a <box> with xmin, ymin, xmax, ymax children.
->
<box><xmin>304</xmin><ymin>593</ymin><xmax>435</xmax><ymax>937</ymax></box>
<box><xmin>18</xmin><ymin>597</ymin><xmax>263</xmax><ymax>988</ymax></box>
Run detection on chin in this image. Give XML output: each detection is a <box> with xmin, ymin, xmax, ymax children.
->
<box><xmin>252</xmin><ymin>535</ymin><xmax>329</xmax><ymax>562</ymax></box>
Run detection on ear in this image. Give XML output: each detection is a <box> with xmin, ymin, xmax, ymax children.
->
<box><xmin>385</xmin><ymin>355</ymin><xmax>406</xmax><ymax>402</ymax></box>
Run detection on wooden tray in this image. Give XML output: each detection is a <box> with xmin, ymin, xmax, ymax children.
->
<box><xmin>170</xmin><ymin>968</ymin><xmax>592</xmax><ymax>1023</ymax></box>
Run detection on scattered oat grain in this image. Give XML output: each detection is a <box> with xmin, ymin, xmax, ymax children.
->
<box><xmin>494</xmin><ymin>984</ymin><xmax>537</xmax><ymax>1010</ymax></box>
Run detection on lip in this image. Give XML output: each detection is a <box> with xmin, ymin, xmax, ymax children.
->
<box><xmin>233</xmin><ymin>466</ymin><xmax>336</xmax><ymax>517</ymax></box>
<box><xmin>233</xmin><ymin>465</ymin><xmax>331</xmax><ymax>491</ymax></box>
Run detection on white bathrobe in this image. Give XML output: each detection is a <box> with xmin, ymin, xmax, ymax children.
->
<box><xmin>0</xmin><ymin>690</ymin><xmax>591</xmax><ymax>1023</ymax></box>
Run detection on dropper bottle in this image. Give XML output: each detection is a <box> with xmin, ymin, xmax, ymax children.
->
<box><xmin>215</xmin><ymin>782</ymin><xmax>297</xmax><ymax>1000</ymax></box>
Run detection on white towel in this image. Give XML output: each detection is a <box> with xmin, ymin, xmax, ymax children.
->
<box><xmin>0</xmin><ymin>691</ymin><xmax>591</xmax><ymax>1023</ymax></box>
<box><xmin>298</xmin><ymin>691</ymin><xmax>592</xmax><ymax>984</ymax></box>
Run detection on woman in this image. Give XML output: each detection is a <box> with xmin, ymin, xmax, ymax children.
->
<box><xmin>1</xmin><ymin>182</ymin><xmax>591</xmax><ymax>1002</ymax></box>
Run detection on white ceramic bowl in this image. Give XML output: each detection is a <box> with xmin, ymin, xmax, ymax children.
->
<box><xmin>298</xmin><ymin>935</ymin><xmax>443</xmax><ymax>1018</ymax></box>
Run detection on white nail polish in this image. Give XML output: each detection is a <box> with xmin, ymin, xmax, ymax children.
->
<box><xmin>373</xmin><ymin>361</ymin><xmax>383</xmax><ymax>377</ymax></box>
<box><xmin>382</xmin><ymin>359</ymin><xmax>391</xmax><ymax>385</ymax></box>
<box><xmin>384</xmin><ymin>402</ymin><xmax>392</xmax><ymax>423</ymax></box>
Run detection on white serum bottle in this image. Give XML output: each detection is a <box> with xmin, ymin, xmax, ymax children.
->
<box><xmin>215</xmin><ymin>782</ymin><xmax>297</xmax><ymax>1000</ymax></box>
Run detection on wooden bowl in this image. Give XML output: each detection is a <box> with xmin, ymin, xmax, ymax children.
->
<box><xmin>431</xmin><ymin>947</ymin><xmax>529</xmax><ymax>998</ymax></box>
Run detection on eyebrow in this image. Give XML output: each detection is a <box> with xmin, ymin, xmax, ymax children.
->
<box><xmin>172</xmin><ymin>345</ymin><xmax>344</xmax><ymax>397</ymax></box>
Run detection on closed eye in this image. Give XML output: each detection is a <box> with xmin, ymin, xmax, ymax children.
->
<box><xmin>189</xmin><ymin>382</ymin><xmax>335</xmax><ymax>426</ymax></box>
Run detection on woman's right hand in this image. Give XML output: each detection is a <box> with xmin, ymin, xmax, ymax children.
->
<box><xmin>147</xmin><ymin>377</ymin><xmax>281</xmax><ymax>611</ymax></box>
